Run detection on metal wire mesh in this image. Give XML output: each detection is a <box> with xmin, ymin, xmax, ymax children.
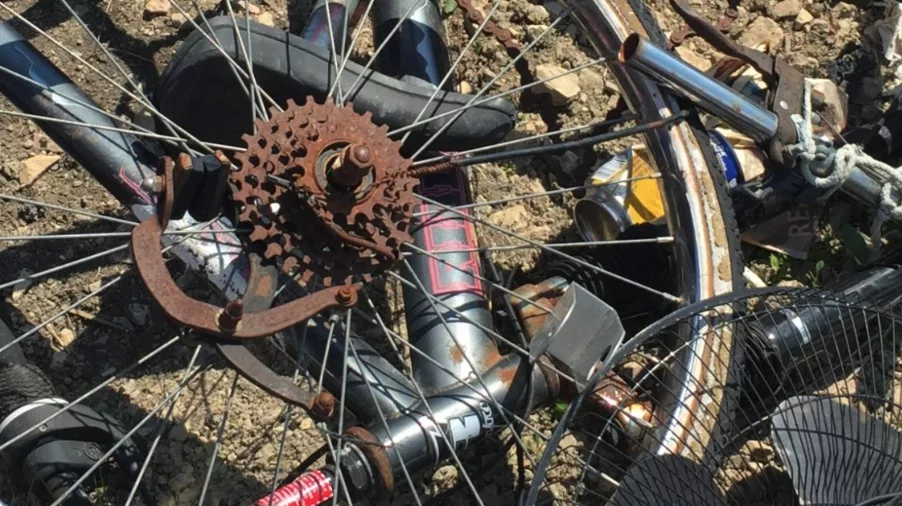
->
<box><xmin>537</xmin><ymin>285</ymin><xmax>902</xmax><ymax>505</ymax></box>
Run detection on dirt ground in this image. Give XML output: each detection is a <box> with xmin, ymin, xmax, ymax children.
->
<box><xmin>0</xmin><ymin>0</ymin><xmax>894</xmax><ymax>504</ymax></box>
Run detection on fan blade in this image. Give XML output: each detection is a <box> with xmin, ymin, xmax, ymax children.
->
<box><xmin>771</xmin><ymin>395</ymin><xmax>902</xmax><ymax>505</ymax></box>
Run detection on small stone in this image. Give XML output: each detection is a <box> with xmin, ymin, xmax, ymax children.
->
<box><xmin>50</xmin><ymin>351</ymin><xmax>68</xmax><ymax>370</ymax></box>
<box><xmin>525</xmin><ymin>4</ymin><xmax>550</xmax><ymax>24</ymax></box>
<box><xmin>168</xmin><ymin>11</ymin><xmax>188</xmax><ymax>28</ymax></box>
<box><xmin>830</xmin><ymin>1</ymin><xmax>856</xmax><ymax>19</ymax></box>
<box><xmin>237</xmin><ymin>0</ymin><xmax>261</xmax><ymax>15</ymax></box>
<box><xmin>675</xmin><ymin>46</ymin><xmax>709</xmax><ymax>70</ymax></box>
<box><xmin>256</xmin><ymin>11</ymin><xmax>275</xmax><ymax>27</ymax></box>
<box><xmin>544</xmin><ymin>1</ymin><xmax>563</xmax><ymax>17</ymax></box>
<box><xmin>18</xmin><ymin>154</ymin><xmax>60</xmax><ymax>186</ymax></box>
<box><xmin>170</xmin><ymin>423</ymin><xmax>189</xmax><ymax>442</ymax></box>
<box><xmin>488</xmin><ymin>205</ymin><xmax>529</xmax><ymax>231</ymax></box>
<box><xmin>57</xmin><ymin>328</ymin><xmax>76</xmax><ymax>348</ymax></box>
<box><xmin>742</xmin><ymin>440</ymin><xmax>774</xmax><ymax>463</ymax></box>
<box><xmin>102</xmin><ymin>366</ymin><xmax>117</xmax><ymax>377</ymax></box>
<box><xmin>88</xmin><ymin>279</ymin><xmax>102</xmax><ymax>293</ymax></box>
<box><xmin>144</xmin><ymin>0</ymin><xmax>171</xmax><ymax>16</ymax></box>
<box><xmin>459</xmin><ymin>81</ymin><xmax>473</xmax><ymax>94</ymax></box>
<box><xmin>11</xmin><ymin>270</ymin><xmax>33</xmax><ymax>302</ymax></box>
<box><xmin>860</xmin><ymin>76</ymin><xmax>884</xmax><ymax>101</ymax></box>
<box><xmin>559</xmin><ymin>150</ymin><xmax>579</xmax><ymax>175</ymax></box>
<box><xmin>134</xmin><ymin>108</ymin><xmax>156</xmax><ymax>132</ymax></box>
<box><xmin>560</xmin><ymin>434</ymin><xmax>579</xmax><ymax>449</ymax></box>
<box><xmin>577</xmin><ymin>69</ymin><xmax>606</xmax><ymax>94</ymax></box>
<box><xmin>300</xmin><ymin>418</ymin><xmax>314</xmax><ymax>430</ymax></box>
<box><xmin>771</xmin><ymin>0</ymin><xmax>801</xmax><ymax>19</ymax></box>
<box><xmin>739</xmin><ymin>16</ymin><xmax>784</xmax><ymax>49</ymax></box>
<box><xmin>533</xmin><ymin>64</ymin><xmax>581</xmax><ymax>106</ymax></box>
<box><xmin>171</xmin><ymin>470</ymin><xmax>195</xmax><ymax>493</ymax></box>
<box><xmin>128</xmin><ymin>303</ymin><xmax>149</xmax><ymax>326</ymax></box>
<box><xmin>795</xmin><ymin>8</ymin><xmax>814</xmax><ymax>26</ymax></box>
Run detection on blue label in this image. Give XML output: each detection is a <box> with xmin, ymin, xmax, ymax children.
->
<box><xmin>710</xmin><ymin>131</ymin><xmax>742</xmax><ymax>188</ymax></box>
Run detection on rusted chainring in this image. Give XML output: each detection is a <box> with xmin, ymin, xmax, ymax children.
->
<box><xmin>231</xmin><ymin>98</ymin><xmax>418</xmax><ymax>286</ymax></box>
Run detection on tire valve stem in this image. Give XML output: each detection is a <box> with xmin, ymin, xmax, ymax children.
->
<box><xmin>217</xmin><ymin>299</ymin><xmax>244</xmax><ymax>331</ymax></box>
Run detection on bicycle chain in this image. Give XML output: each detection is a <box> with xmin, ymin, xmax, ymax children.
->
<box><xmin>457</xmin><ymin>0</ymin><xmax>534</xmax><ymax>84</ymax></box>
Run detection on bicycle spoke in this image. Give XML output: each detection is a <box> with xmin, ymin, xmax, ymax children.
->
<box><xmin>0</xmin><ymin>244</ymin><xmax>128</xmax><ymax>291</ymax></box>
<box><xmin>339</xmin><ymin>0</ymin><xmax>425</xmax><ymax>106</ymax></box>
<box><xmin>123</xmin><ymin>344</ymin><xmax>204</xmax><ymax>506</ymax></box>
<box><xmin>196</xmin><ymin>372</ymin><xmax>240</xmax><ymax>506</ymax></box>
<box><xmin>0</xmin><ymin>193</ymin><xmax>136</xmax><ymax>226</ymax></box>
<box><xmin>0</xmin><ymin>335</ymin><xmax>181</xmax><ymax>454</ymax></box>
<box><xmin>411</xmin><ymin>111</ymin><xmax>636</xmax><ymax>168</ymax></box>
<box><xmin>399</xmin><ymin>0</ymin><xmax>505</xmax><ymax>146</ymax></box>
<box><xmin>49</xmin><ymin>351</ymin><xmax>209</xmax><ymax>506</ymax></box>
<box><xmin>328</xmin><ymin>0</ymin><xmax>377</xmax><ymax>100</ymax></box>
<box><xmin>413</xmin><ymin>192</ymin><xmax>682</xmax><ymax>303</ymax></box>
<box><xmin>412</xmin><ymin>175</ymin><xmax>659</xmax><ymax>217</ymax></box>
<box><xmin>394</xmin><ymin>57</ymin><xmax>609</xmax><ymax>141</ymax></box>
<box><xmin>222</xmin><ymin>0</ymin><xmax>268</xmax><ymax>123</ymax></box>
<box><xmin>402</xmin><ymin>238</ymin><xmax>674</xmax><ymax>254</ymax></box>
<box><xmin>409</xmin><ymin>7</ymin><xmax>574</xmax><ymax>159</ymax></box>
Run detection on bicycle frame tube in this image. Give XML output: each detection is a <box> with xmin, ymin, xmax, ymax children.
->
<box><xmin>372</xmin><ymin>0</ymin><xmax>500</xmax><ymax>393</ymax></box>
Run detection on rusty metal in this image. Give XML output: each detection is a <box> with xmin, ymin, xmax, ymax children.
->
<box><xmin>457</xmin><ymin>0</ymin><xmax>533</xmax><ymax>85</ymax></box>
<box><xmin>666</xmin><ymin>0</ymin><xmax>804</xmax><ymax>165</ymax></box>
<box><xmin>669</xmin><ymin>4</ymin><xmax>739</xmax><ymax>49</ymax></box>
<box><xmin>331</xmin><ymin>143</ymin><xmax>373</xmax><ymax>188</ymax></box>
<box><xmin>506</xmin><ymin>277</ymin><xmax>568</xmax><ymax>341</ymax></box>
<box><xmin>132</xmin><ymin>217</ymin><xmax>359</xmax><ymax>339</ymax></box>
<box><xmin>217</xmin><ymin>299</ymin><xmax>244</xmax><ymax>332</ymax></box>
<box><xmin>311</xmin><ymin>391</ymin><xmax>336</xmax><ymax>420</ymax></box>
<box><xmin>231</xmin><ymin>98</ymin><xmax>418</xmax><ymax>286</ymax></box>
<box><xmin>345</xmin><ymin>426</ymin><xmax>394</xmax><ymax>498</ymax></box>
<box><xmin>408</xmin><ymin>160</ymin><xmax>455</xmax><ymax>178</ymax></box>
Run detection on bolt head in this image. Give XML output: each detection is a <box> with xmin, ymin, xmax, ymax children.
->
<box><xmin>140</xmin><ymin>175</ymin><xmax>165</xmax><ymax>193</ymax></box>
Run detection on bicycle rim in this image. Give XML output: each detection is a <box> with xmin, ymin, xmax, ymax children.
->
<box><xmin>0</xmin><ymin>0</ymin><xmax>739</xmax><ymax>504</ymax></box>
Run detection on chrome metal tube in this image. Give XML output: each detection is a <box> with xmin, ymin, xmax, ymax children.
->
<box><xmin>619</xmin><ymin>34</ymin><xmax>779</xmax><ymax>142</ymax></box>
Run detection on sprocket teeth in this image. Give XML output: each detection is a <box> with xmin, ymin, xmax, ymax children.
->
<box><xmin>264</xmin><ymin>242</ymin><xmax>283</xmax><ymax>259</ymax></box>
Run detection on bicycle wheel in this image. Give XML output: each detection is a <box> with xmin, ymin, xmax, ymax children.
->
<box><xmin>0</xmin><ymin>0</ymin><xmax>740</xmax><ymax>504</ymax></box>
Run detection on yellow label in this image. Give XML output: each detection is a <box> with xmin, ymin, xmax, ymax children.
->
<box><xmin>590</xmin><ymin>147</ymin><xmax>665</xmax><ymax>225</ymax></box>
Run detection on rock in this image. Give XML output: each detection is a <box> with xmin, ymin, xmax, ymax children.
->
<box><xmin>134</xmin><ymin>108</ymin><xmax>156</xmax><ymax>132</ymax></box>
<box><xmin>128</xmin><ymin>303</ymin><xmax>149</xmax><ymax>326</ymax></box>
<box><xmin>170</xmin><ymin>423</ymin><xmax>189</xmax><ymax>442</ymax></box>
<box><xmin>795</xmin><ymin>8</ymin><xmax>814</xmax><ymax>26</ymax></box>
<box><xmin>18</xmin><ymin>154</ymin><xmax>60</xmax><ymax>186</ymax></box>
<box><xmin>742</xmin><ymin>440</ymin><xmax>774</xmax><ymax>463</ymax></box>
<box><xmin>255</xmin><ymin>11</ymin><xmax>275</xmax><ymax>27</ymax></box>
<box><xmin>57</xmin><ymin>328</ymin><xmax>76</xmax><ymax>348</ymax></box>
<box><xmin>431</xmin><ymin>465</ymin><xmax>458</xmax><ymax>485</ymax></box>
<box><xmin>50</xmin><ymin>351</ymin><xmax>68</xmax><ymax>370</ymax></box>
<box><xmin>835</xmin><ymin>18</ymin><xmax>855</xmax><ymax>39</ymax></box>
<box><xmin>675</xmin><ymin>46</ymin><xmax>709</xmax><ymax>70</ymax></box>
<box><xmin>577</xmin><ymin>69</ymin><xmax>605</xmax><ymax>94</ymax></box>
<box><xmin>544</xmin><ymin>1</ymin><xmax>563</xmax><ymax>17</ymax></box>
<box><xmin>860</xmin><ymin>76</ymin><xmax>884</xmax><ymax>100</ymax></box>
<box><xmin>300</xmin><ymin>417</ymin><xmax>314</xmax><ymax>430</ymax></box>
<box><xmin>771</xmin><ymin>0</ymin><xmax>801</xmax><ymax>19</ymax></box>
<box><xmin>488</xmin><ymin>205</ymin><xmax>529</xmax><ymax>231</ymax></box>
<box><xmin>171</xmin><ymin>469</ymin><xmax>195</xmax><ymax>493</ymax></box>
<box><xmin>534</xmin><ymin>64</ymin><xmax>581</xmax><ymax>106</ymax></box>
<box><xmin>459</xmin><ymin>81</ymin><xmax>473</xmax><ymax>94</ymax></box>
<box><xmin>739</xmin><ymin>16</ymin><xmax>784</xmax><ymax>49</ymax></box>
<box><xmin>831</xmin><ymin>1</ymin><xmax>856</xmax><ymax>19</ymax></box>
<box><xmin>144</xmin><ymin>0</ymin><xmax>171</xmax><ymax>16</ymax></box>
<box><xmin>559</xmin><ymin>150</ymin><xmax>579</xmax><ymax>175</ymax></box>
<box><xmin>525</xmin><ymin>4</ymin><xmax>550</xmax><ymax>24</ymax></box>
<box><xmin>11</xmin><ymin>270</ymin><xmax>33</xmax><ymax>302</ymax></box>
<box><xmin>237</xmin><ymin>0</ymin><xmax>261</xmax><ymax>15</ymax></box>
<box><xmin>560</xmin><ymin>434</ymin><xmax>579</xmax><ymax>449</ymax></box>
<box><xmin>168</xmin><ymin>11</ymin><xmax>188</xmax><ymax>28</ymax></box>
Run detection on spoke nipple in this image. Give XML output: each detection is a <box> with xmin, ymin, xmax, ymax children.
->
<box><xmin>311</xmin><ymin>391</ymin><xmax>336</xmax><ymax>420</ymax></box>
<box><xmin>336</xmin><ymin>285</ymin><xmax>357</xmax><ymax>306</ymax></box>
<box><xmin>218</xmin><ymin>299</ymin><xmax>244</xmax><ymax>332</ymax></box>
<box><xmin>177</xmin><ymin>152</ymin><xmax>194</xmax><ymax>170</ymax></box>
<box><xmin>141</xmin><ymin>175</ymin><xmax>165</xmax><ymax>194</ymax></box>
<box><xmin>214</xmin><ymin>150</ymin><xmax>231</xmax><ymax>167</ymax></box>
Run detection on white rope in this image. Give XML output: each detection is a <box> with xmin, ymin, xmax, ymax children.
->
<box><xmin>792</xmin><ymin>79</ymin><xmax>902</xmax><ymax>250</ymax></box>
